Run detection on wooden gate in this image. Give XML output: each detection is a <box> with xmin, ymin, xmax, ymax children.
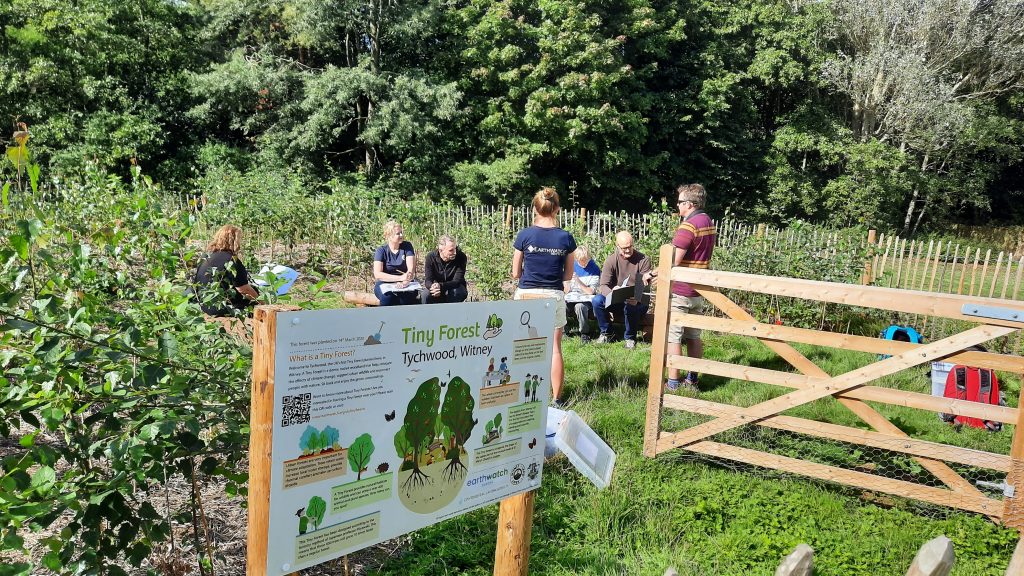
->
<box><xmin>644</xmin><ymin>244</ymin><xmax>1024</xmax><ymax>527</ymax></box>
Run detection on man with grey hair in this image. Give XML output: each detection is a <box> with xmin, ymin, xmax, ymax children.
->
<box><xmin>422</xmin><ymin>234</ymin><xmax>469</xmax><ymax>304</ymax></box>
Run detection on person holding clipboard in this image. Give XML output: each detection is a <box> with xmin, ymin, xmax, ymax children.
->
<box><xmin>592</xmin><ymin>230</ymin><xmax>654</xmax><ymax>349</ymax></box>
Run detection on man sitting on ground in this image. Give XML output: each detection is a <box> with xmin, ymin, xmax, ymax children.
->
<box><xmin>422</xmin><ymin>234</ymin><xmax>469</xmax><ymax>304</ymax></box>
<box><xmin>592</xmin><ymin>231</ymin><xmax>654</xmax><ymax>349</ymax></box>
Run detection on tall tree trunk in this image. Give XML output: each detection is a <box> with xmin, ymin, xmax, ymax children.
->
<box><xmin>910</xmin><ymin>197</ymin><xmax>928</xmax><ymax>236</ymax></box>
<box><xmin>901</xmin><ymin>187</ymin><xmax>918</xmax><ymax>236</ymax></box>
<box><xmin>363</xmin><ymin>0</ymin><xmax>383</xmax><ymax>175</ymax></box>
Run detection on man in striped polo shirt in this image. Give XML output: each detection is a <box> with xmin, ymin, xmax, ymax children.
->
<box><xmin>666</xmin><ymin>183</ymin><xmax>716</xmax><ymax>392</ymax></box>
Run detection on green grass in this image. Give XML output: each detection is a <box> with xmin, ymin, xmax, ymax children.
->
<box><xmin>369</xmin><ymin>334</ymin><xmax>1020</xmax><ymax>575</ymax></box>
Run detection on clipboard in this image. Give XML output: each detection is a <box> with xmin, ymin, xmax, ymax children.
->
<box><xmin>603</xmin><ymin>270</ymin><xmax>646</xmax><ymax>307</ymax></box>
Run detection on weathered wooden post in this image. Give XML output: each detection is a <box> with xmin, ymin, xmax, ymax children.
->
<box><xmin>905</xmin><ymin>536</ymin><xmax>954</xmax><ymax>576</ymax></box>
<box><xmin>248</xmin><ymin>304</ymin><xmax>301</xmax><ymax>576</ymax></box>
<box><xmin>643</xmin><ymin>244</ymin><xmax>675</xmax><ymax>458</ymax></box>
<box><xmin>775</xmin><ymin>544</ymin><xmax>814</xmax><ymax>576</ymax></box>
<box><xmin>1006</xmin><ymin>536</ymin><xmax>1024</xmax><ymax>576</ymax></box>
<box><xmin>863</xmin><ymin>229</ymin><xmax>877</xmax><ymax>285</ymax></box>
<box><xmin>493</xmin><ymin>491</ymin><xmax>536</xmax><ymax>576</ymax></box>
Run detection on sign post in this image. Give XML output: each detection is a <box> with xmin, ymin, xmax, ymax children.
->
<box><xmin>494</xmin><ymin>491</ymin><xmax>535</xmax><ymax>576</ymax></box>
<box><xmin>247</xmin><ymin>301</ymin><xmax>554</xmax><ymax>575</ymax></box>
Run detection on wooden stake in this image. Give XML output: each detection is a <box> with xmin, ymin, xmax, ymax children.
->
<box><xmin>957</xmin><ymin>248</ymin><xmax>972</xmax><ymax>295</ymax></box>
<box><xmin>918</xmin><ymin>240</ymin><xmax>934</xmax><ymax>291</ymax></box>
<box><xmin>1000</xmin><ymin>253</ymin><xmax>1014</xmax><ymax>300</ymax></box>
<box><xmin>904</xmin><ymin>536</ymin><xmax>955</xmax><ymax>576</ymax></box>
<box><xmin>976</xmin><ymin>249</ymin><xmax>992</xmax><ymax>297</ymax></box>
<box><xmin>494</xmin><ymin>491</ymin><xmax>536</xmax><ymax>576</ymax></box>
<box><xmin>1005</xmin><ymin>536</ymin><xmax>1024</xmax><ymax>576</ymax></box>
<box><xmin>1001</xmin><ymin>370</ymin><xmax>1024</xmax><ymax>530</ymax></box>
<box><xmin>879</xmin><ymin>236</ymin><xmax>893</xmax><ymax>280</ymax></box>
<box><xmin>928</xmin><ymin>241</ymin><xmax>945</xmax><ymax>293</ymax></box>
<box><xmin>863</xmin><ymin>229</ymin><xmax>877</xmax><ymax>285</ymax></box>
<box><xmin>895</xmin><ymin>239</ymin><xmax>907</xmax><ymax>288</ymax></box>
<box><xmin>990</xmin><ymin>251</ymin><xmax>1005</xmax><ymax>298</ymax></box>
<box><xmin>248</xmin><ymin>305</ymin><xmax>301</xmax><ymax>576</ymax></box>
<box><xmin>644</xmin><ymin>244</ymin><xmax>674</xmax><ymax>457</ymax></box>
<box><xmin>968</xmin><ymin>248</ymin><xmax>983</xmax><ymax>296</ymax></box>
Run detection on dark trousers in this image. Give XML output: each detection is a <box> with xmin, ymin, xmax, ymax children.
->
<box><xmin>421</xmin><ymin>285</ymin><xmax>469</xmax><ymax>304</ymax></box>
<box><xmin>374</xmin><ymin>281</ymin><xmax>421</xmax><ymax>306</ymax></box>
<box><xmin>592</xmin><ymin>294</ymin><xmax>648</xmax><ymax>341</ymax></box>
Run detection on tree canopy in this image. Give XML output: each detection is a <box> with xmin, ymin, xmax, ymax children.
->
<box><xmin>3</xmin><ymin>0</ymin><xmax>1022</xmax><ymax>230</ymax></box>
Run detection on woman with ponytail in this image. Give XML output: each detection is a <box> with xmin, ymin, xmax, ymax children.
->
<box><xmin>512</xmin><ymin>187</ymin><xmax>577</xmax><ymax>407</ymax></box>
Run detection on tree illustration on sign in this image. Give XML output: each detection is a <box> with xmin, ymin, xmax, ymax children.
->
<box><xmin>321</xmin><ymin>426</ymin><xmax>341</xmax><ymax>451</ymax></box>
<box><xmin>306</xmin><ymin>495</ymin><xmax>326</xmax><ymax>531</ymax></box>
<box><xmin>483</xmin><ymin>313</ymin><xmax>503</xmax><ymax>339</ymax></box>
<box><xmin>481</xmin><ymin>412</ymin><xmax>503</xmax><ymax>445</ymax></box>
<box><xmin>403</xmin><ymin>377</ymin><xmax>442</xmax><ymax>490</ymax></box>
<box><xmin>299</xmin><ymin>425</ymin><xmax>322</xmax><ymax>455</ymax></box>
<box><xmin>440</xmin><ymin>376</ymin><xmax>476</xmax><ymax>481</ymax></box>
<box><xmin>394</xmin><ymin>424</ymin><xmax>413</xmax><ymax>469</ymax></box>
<box><xmin>348</xmin><ymin>433</ymin><xmax>375</xmax><ymax>481</ymax></box>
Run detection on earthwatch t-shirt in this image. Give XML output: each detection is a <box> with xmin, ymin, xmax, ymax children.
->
<box><xmin>514</xmin><ymin>226</ymin><xmax>577</xmax><ymax>290</ymax></box>
<box><xmin>374</xmin><ymin>241</ymin><xmax>415</xmax><ymax>275</ymax></box>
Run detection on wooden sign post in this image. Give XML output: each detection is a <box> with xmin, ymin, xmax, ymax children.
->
<box><xmin>494</xmin><ymin>491</ymin><xmax>536</xmax><ymax>576</ymax></box>
<box><xmin>248</xmin><ymin>302</ymin><xmax>552</xmax><ymax>576</ymax></box>
<box><xmin>249</xmin><ymin>305</ymin><xmax>301</xmax><ymax>576</ymax></box>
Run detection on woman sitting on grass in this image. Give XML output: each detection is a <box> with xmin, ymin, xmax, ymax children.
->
<box><xmin>373</xmin><ymin>220</ymin><xmax>421</xmax><ymax>306</ymax></box>
<box><xmin>194</xmin><ymin>224</ymin><xmax>259</xmax><ymax>317</ymax></box>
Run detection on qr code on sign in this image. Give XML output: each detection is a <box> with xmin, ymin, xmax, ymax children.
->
<box><xmin>281</xmin><ymin>393</ymin><xmax>311</xmax><ymax>427</ymax></box>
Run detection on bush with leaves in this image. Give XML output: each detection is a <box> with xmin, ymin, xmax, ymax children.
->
<box><xmin>0</xmin><ymin>169</ymin><xmax>252</xmax><ymax>574</ymax></box>
<box><xmin>713</xmin><ymin>222</ymin><xmax>874</xmax><ymax>329</ymax></box>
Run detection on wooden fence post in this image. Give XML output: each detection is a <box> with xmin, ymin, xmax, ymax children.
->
<box><xmin>494</xmin><ymin>491</ymin><xmax>536</xmax><ymax>576</ymax></box>
<box><xmin>248</xmin><ymin>304</ymin><xmax>301</xmax><ymax>576</ymax></box>
<box><xmin>775</xmin><ymin>544</ymin><xmax>814</xmax><ymax>576</ymax></box>
<box><xmin>863</xmin><ymin>229</ymin><xmax>877</xmax><ymax>285</ymax></box>
<box><xmin>1006</xmin><ymin>535</ymin><xmax>1024</xmax><ymax>576</ymax></box>
<box><xmin>643</xmin><ymin>244</ymin><xmax>675</xmax><ymax>458</ymax></box>
<box><xmin>1000</xmin><ymin>369</ymin><xmax>1024</xmax><ymax>531</ymax></box>
<box><xmin>905</xmin><ymin>536</ymin><xmax>954</xmax><ymax>576</ymax></box>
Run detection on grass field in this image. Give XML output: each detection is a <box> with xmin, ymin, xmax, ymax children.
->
<box><xmin>364</xmin><ymin>333</ymin><xmax>1020</xmax><ymax>576</ymax></box>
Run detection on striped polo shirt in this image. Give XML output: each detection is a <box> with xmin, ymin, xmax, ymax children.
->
<box><xmin>671</xmin><ymin>211</ymin><xmax>716</xmax><ymax>297</ymax></box>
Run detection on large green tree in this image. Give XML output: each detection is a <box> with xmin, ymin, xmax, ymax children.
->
<box><xmin>0</xmin><ymin>0</ymin><xmax>206</xmax><ymax>181</ymax></box>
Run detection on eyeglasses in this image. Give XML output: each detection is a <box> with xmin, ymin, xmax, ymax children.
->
<box><xmin>677</xmin><ymin>199</ymin><xmax>691</xmax><ymax>205</ymax></box>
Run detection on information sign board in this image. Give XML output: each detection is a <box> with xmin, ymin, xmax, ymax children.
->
<box><xmin>258</xmin><ymin>301</ymin><xmax>554</xmax><ymax>574</ymax></box>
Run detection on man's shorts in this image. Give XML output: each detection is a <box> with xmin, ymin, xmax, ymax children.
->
<box><xmin>514</xmin><ymin>288</ymin><xmax>567</xmax><ymax>330</ymax></box>
<box><xmin>668</xmin><ymin>294</ymin><xmax>704</xmax><ymax>342</ymax></box>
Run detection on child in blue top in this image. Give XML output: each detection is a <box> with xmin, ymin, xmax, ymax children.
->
<box><xmin>512</xmin><ymin>187</ymin><xmax>576</xmax><ymax>407</ymax></box>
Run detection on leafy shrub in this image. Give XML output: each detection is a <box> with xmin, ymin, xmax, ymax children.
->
<box><xmin>1</xmin><ymin>168</ymin><xmax>251</xmax><ymax>574</ymax></box>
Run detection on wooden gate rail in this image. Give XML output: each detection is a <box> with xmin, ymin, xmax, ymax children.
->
<box><xmin>644</xmin><ymin>244</ymin><xmax>1024</xmax><ymax>528</ymax></box>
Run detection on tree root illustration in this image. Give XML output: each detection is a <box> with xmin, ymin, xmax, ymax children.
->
<box><xmin>402</xmin><ymin>468</ymin><xmax>430</xmax><ymax>493</ymax></box>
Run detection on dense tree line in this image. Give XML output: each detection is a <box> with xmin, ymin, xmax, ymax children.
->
<box><xmin>2</xmin><ymin>0</ymin><xmax>1022</xmax><ymax>231</ymax></box>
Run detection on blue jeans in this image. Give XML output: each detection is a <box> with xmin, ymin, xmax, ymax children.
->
<box><xmin>592</xmin><ymin>294</ymin><xmax>648</xmax><ymax>341</ymax></box>
<box><xmin>374</xmin><ymin>281</ymin><xmax>421</xmax><ymax>306</ymax></box>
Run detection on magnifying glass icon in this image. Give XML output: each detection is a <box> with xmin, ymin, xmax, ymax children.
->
<box><xmin>520</xmin><ymin>311</ymin><xmax>531</xmax><ymax>328</ymax></box>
